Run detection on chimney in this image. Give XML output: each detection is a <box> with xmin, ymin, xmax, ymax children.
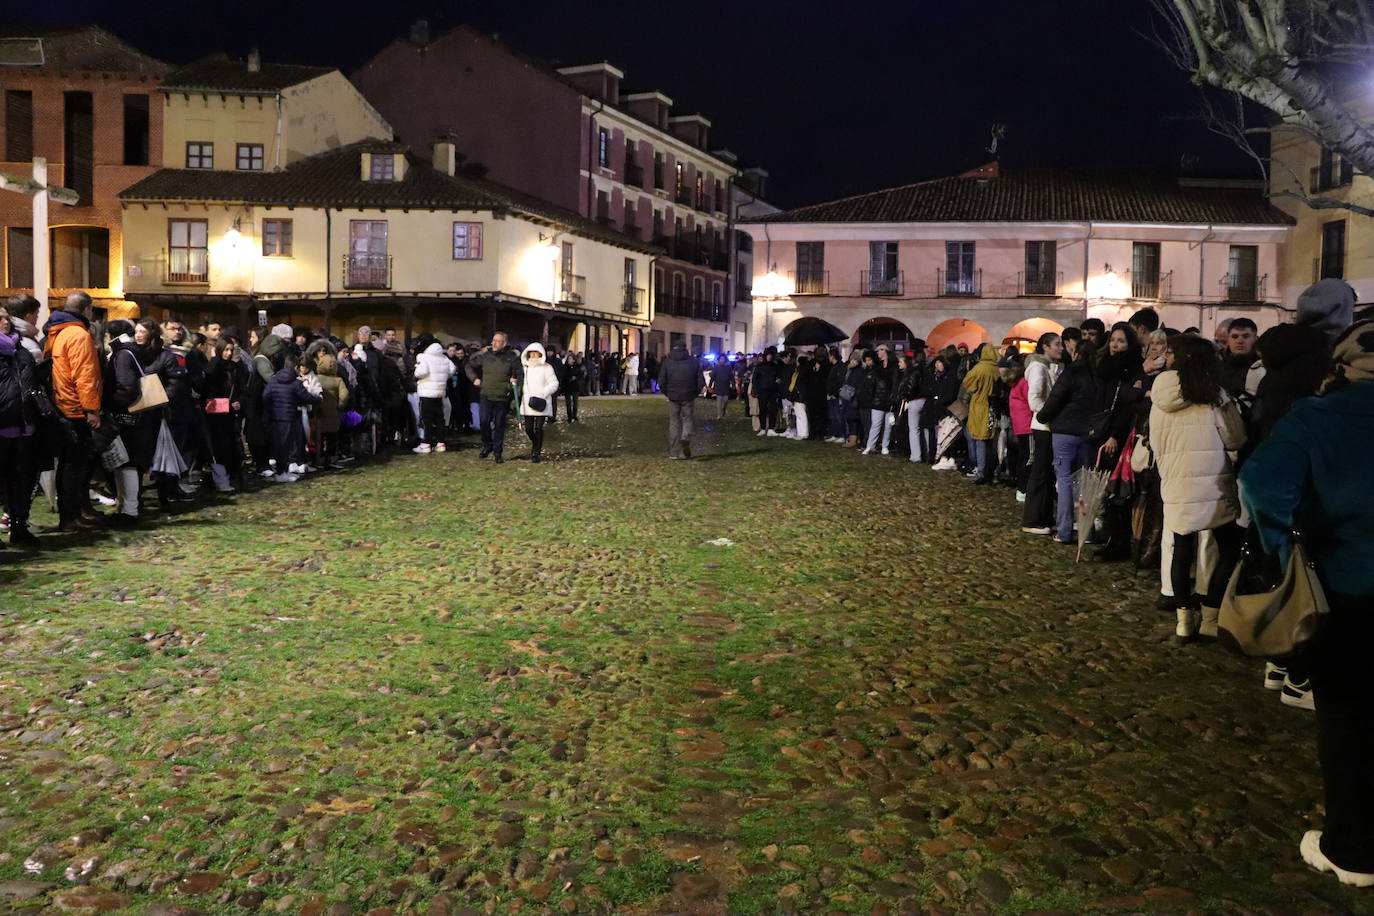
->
<box><xmin>409</xmin><ymin>20</ymin><xmax>430</xmax><ymax>45</ymax></box>
<box><xmin>432</xmin><ymin>135</ymin><xmax>457</xmax><ymax>177</ymax></box>
<box><xmin>247</xmin><ymin>47</ymin><xmax>261</xmax><ymax>73</ymax></box>
<box><xmin>668</xmin><ymin>114</ymin><xmax>711</xmax><ymax>149</ymax></box>
<box><xmin>741</xmin><ymin>167</ymin><xmax>769</xmax><ymax>200</ymax></box>
<box><xmin>624</xmin><ymin>91</ymin><xmax>673</xmax><ymax>130</ymax></box>
<box><xmin>556</xmin><ymin>62</ymin><xmax>624</xmax><ymax>104</ymax></box>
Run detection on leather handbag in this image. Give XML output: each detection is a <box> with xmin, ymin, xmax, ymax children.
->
<box><xmin>1085</xmin><ymin>382</ymin><xmax>1121</xmax><ymax>445</ymax></box>
<box><xmin>946</xmin><ymin>398</ymin><xmax>969</xmax><ymax>423</ymax></box>
<box><xmin>205</xmin><ymin>398</ymin><xmax>231</xmax><ymax>415</ymax></box>
<box><xmin>126</xmin><ymin>352</ymin><xmax>168</xmax><ymax>413</ymax></box>
<box><xmin>527</xmin><ymin>396</ymin><xmax>547</xmax><ymax>413</ymax></box>
<box><xmin>1218</xmin><ymin>528</ymin><xmax>1329</xmax><ymax>658</ymax></box>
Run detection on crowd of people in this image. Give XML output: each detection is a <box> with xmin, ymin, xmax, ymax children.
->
<box><xmin>2</xmin><ymin>283</ymin><xmax>1372</xmax><ymax>888</ymax></box>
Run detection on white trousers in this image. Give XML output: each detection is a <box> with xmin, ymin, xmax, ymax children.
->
<box><xmin>794</xmin><ymin>403</ymin><xmax>810</xmax><ymax>439</ymax></box>
<box><xmin>906</xmin><ymin>399</ymin><xmax>927</xmax><ymax>461</ymax></box>
<box><xmin>866</xmin><ymin>410</ymin><xmax>895</xmax><ymax>452</ymax></box>
<box><xmin>1160</xmin><ymin>528</ymin><xmax>1217</xmax><ymax>597</ymax></box>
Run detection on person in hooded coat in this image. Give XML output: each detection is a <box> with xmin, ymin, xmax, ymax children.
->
<box><xmin>411</xmin><ymin>340</ymin><xmax>454</xmax><ymax>453</ymax></box>
<box><xmin>658</xmin><ymin>340</ymin><xmax>705</xmax><ymax>459</ymax></box>
<box><xmin>312</xmin><ymin>349</ymin><xmax>349</xmax><ymax>468</ymax></box>
<box><xmin>960</xmin><ymin>344</ymin><xmax>1001</xmax><ymax>483</ymax></box>
<box><xmin>262</xmin><ymin>354</ymin><xmax>320</xmax><ymax>482</ymax></box>
<box><xmin>0</xmin><ymin>311</ymin><xmax>38</xmax><ymax>546</ymax></box>
<box><xmin>751</xmin><ymin>347</ymin><xmax>782</xmax><ymax>436</ymax></box>
<box><xmin>518</xmin><ymin>343</ymin><xmax>561</xmax><ymax>463</ymax></box>
<box><xmin>204</xmin><ymin>338</ymin><xmax>246</xmax><ymax>491</ymax></box>
<box><xmin>1241</xmin><ymin>320</ymin><xmax>1374</xmax><ymax>888</ymax></box>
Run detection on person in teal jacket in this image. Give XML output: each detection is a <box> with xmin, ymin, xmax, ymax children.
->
<box><xmin>1240</xmin><ymin>319</ymin><xmax>1374</xmax><ymax>888</ymax></box>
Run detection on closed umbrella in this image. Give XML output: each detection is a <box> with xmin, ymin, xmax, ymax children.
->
<box><xmin>783</xmin><ymin>317</ymin><xmax>848</xmax><ymax>348</ymax></box>
<box><xmin>1073</xmin><ymin>445</ymin><xmax>1113</xmax><ymax>563</ymax></box>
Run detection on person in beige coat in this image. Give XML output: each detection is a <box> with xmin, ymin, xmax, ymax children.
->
<box><xmin>1149</xmin><ymin>335</ymin><xmax>1247</xmax><ymax>639</ymax></box>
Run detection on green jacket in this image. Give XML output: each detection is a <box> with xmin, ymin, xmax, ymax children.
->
<box><xmin>465</xmin><ymin>347</ymin><xmax>522</xmax><ymax>403</ymax></box>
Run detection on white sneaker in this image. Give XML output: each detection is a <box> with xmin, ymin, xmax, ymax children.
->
<box><xmin>1263</xmin><ymin>662</ymin><xmax>1287</xmax><ymax>691</ymax></box>
<box><xmin>1175</xmin><ymin>608</ymin><xmax>1200</xmax><ymax>639</ymax></box>
<box><xmin>89</xmin><ymin>490</ymin><xmax>117</xmax><ymax>507</ymax></box>
<box><xmin>434</xmin><ymin>442</ymin><xmax>446</xmax><ymax>452</ymax></box>
<box><xmin>1300</xmin><ymin>831</ymin><xmax>1374</xmax><ymax>887</ymax></box>
<box><xmin>932</xmin><ymin>458</ymin><xmax>957</xmax><ymax>470</ymax></box>
<box><xmin>1021</xmin><ymin>526</ymin><xmax>1052</xmax><ymax>535</ymax></box>
<box><xmin>1281</xmin><ymin>676</ymin><xmax>1315</xmax><ymax>710</ymax></box>
<box><xmin>757</xmin><ymin>429</ymin><xmax>767</xmax><ymax>437</ymax></box>
<box><xmin>273</xmin><ymin>473</ymin><xmax>299</xmax><ymax>483</ymax></box>
<box><xmin>1015</xmin><ymin>491</ymin><xmax>1026</xmax><ymax>503</ymax></box>
<box><xmin>259</xmin><ymin>468</ymin><xmax>277</xmax><ymax>479</ymax></box>
<box><xmin>288</xmin><ymin>463</ymin><xmax>307</xmax><ymax>475</ymax></box>
<box><xmin>766</xmin><ymin>430</ymin><xmax>780</xmax><ymax>437</ymax></box>
<box><xmin>860</xmin><ymin>448</ymin><xmax>873</xmax><ymax>455</ymax></box>
<box><xmin>881</xmin><ymin>448</ymin><xmax>890</xmax><ymax>456</ymax></box>
<box><xmin>413</xmin><ymin>444</ymin><xmax>432</xmax><ymax>454</ymax></box>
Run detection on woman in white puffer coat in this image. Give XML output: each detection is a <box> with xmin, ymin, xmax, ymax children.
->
<box><xmin>412</xmin><ymin>341</ymin><xmax>454</xmax><ymax>452</ymax></box>
<box><xmin>1149</xmin><ymin>334</ymin><xmax>1247</xmax><ymax>640</ymax></box>
<box><xmin>519</xmin><ymin>343</ymin><xmax>560</xmax><ymax>463</ymax></box>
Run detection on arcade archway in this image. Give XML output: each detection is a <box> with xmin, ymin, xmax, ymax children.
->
<box><xmin>925</xmin><ymin>318</ymin><xmax>989</xmax><ymax>353</ymax></box>
<box><xmin>1004</xmin><ymin>317</ymin><xmax>1065</xmax><ymax>352</ymax></box>
<box><xmin>851</xmin><ymin>317</ymin><xmax>918</xmax><ymax>351</ymax></box>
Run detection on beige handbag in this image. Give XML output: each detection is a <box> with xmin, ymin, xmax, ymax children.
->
<box><xmin>126</xmin><ymin>352</ymin><xmax>168</xmax><ymax>413</ymax></box>
<box><xmin>1218</xmin><ymin>531</ymin><xmax>1329</xmax><ymax>658</ymax></box>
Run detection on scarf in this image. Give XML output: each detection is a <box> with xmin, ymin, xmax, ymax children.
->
<box><xmin>1321</xmin><ymin>320</ymin><xmax>1374</xmax><ymax>394</ymax></box>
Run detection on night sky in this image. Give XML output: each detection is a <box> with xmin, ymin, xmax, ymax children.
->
<box><xmin>29</xmin><ymin>0</ymin><xmax>1257</xmax><ymax>209</ymax></box>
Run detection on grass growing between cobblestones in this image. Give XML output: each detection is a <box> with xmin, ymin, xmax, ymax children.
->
<box><xmin>0</xmin><ymin>398</ymin><xmax>1367</xmax><ymax>915</ymax></box>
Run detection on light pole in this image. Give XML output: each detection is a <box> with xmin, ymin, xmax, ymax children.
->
<box><xmin>0</xmin><ymin>158</ymin><xmax>79</xmax><ymax>325</ymax></box>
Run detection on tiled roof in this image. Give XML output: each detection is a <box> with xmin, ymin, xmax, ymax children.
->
<box><xmin>0</xmin><ymin>25</ymin><xmax>167</xmax><ymax>73</ymax></box>
<box><xmin>754</xmin><ymin>167</ymin><xmax>1294</xmax><ymax>226</ymax></box>
<box><xmin>118</xmin><ymin>140</ymin><xmax>657</xmax><ymax>253</ymax></box>
<box><xmin>162</xmin><ymin>56</ymin><xmax>332</xmax><ymax>93</ymax></box>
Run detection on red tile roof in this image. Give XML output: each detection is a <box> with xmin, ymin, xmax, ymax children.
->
<box><xmin>754</xmin><ymin>167</ymin><xmax>1293</xmax><ymax>226</ymax></box>
<box><xmin>161</xmin><ymin>56</ymin><xmax>332</xmax><ymax>93</ymax></box>
<box><xmin>118</xmin><ymin>140</ymin><xmax>658</xmax><ymax>253</ymax></box>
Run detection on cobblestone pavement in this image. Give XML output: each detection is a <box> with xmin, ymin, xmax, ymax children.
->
<box><xmin>0</xmin><ymin>399</ymin><xmax>1366</xmax><ymax>916</ymax></box>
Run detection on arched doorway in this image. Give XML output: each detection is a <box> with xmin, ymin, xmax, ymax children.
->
<box><xmin>852</xmin><ymin>317</ymin><xmax>917</xmax><ymax>351</ymax></box>
<box><xmin>926</xmin><ymin>318</ymin><xmax>989</xmax><ymax>353</ymax></box>
<box><xmin>1004</xmin><ymin>317</ymin><xmax>1065</xmax><ymax>353</ymax></box>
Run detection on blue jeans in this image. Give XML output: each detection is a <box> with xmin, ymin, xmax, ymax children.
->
<box><xmin>1051</xmin><ymin>433</ymin><xmax>1094</xmax><ymax>541</ymax></box>
<box><xmin>970</xmin><ymin>437</ymin><xmax>989</xmax><ymax>479</ymax></box>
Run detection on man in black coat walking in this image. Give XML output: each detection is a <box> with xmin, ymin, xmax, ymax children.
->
<box><xmin>658</xmin><ymin>340</ymin><xmax>704</xmax><ymax>459</ymax></box>
<box><xmin>465</xmin><ymin>331</ymin><xmax>522</xmax><ymax>462</ymax></box>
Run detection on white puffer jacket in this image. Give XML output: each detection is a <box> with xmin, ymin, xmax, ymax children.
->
<box><xmin>519</xmin><ymin>343</ymin><xmax>560</xmax><ymax>417</ymax></box>
<box><xmin>1149</xmin><ymin>370</ymin><xmax>1247</xmax><ymax>535</ymax></box>
<box><xmin>1023</xmin><ymin>353</ymin><xmax>1061</xmax><ymax>433</ymax></box>
<box><xmin>413</xmin><ymin>342</ymin><xmax>454</xmax><ymax>398</ymax></box>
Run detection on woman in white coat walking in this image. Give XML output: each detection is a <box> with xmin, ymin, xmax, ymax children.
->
<box><xmin>1149</xmin><ymin>334</ymin><xmax>1247</xmax><ymax>639</ymax></box>
<box><xmin>519</xmin><ymin>343</ymin><xmax>561</xmax><ymax>463</ymax></box>
<box><xmin>412</xmin><ymin>340</ymin><xmax>454</xmax><ymax>453</ymax></box>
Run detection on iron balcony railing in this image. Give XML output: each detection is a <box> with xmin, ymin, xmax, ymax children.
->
<box><xmin>1221</xmin><ymin>272</ymin><xmax>1265</xmax><ymax>302</ymax></box>
<box><xmin>938</xmin><ymin>267</ymin><xmax>982</xmax><ymax>297</ymax></box>
<box><xmin>789</xmin><ymin>269</ymin><xmax>829</xmax><ymax>295</ymax></box>
<box><xmin>167</xmin><ymin>252</ymin><xmax>209</xmax><ymax>284</ymax></box>
<box><xmin>559</xmin><ymin>273</ymin><xmax>587</xmax><ymax>305</ymax></box>
<box><xmin>343</xmin><ymin>253</ymin><xmax>391</xmax><ymax>290</ymax></box>
<box><xmin>1131</xmin><ymin>269</ymin><xmax>1172</xmax><ymax>300</ymax></box>
<box><xmin>710</xmin><ymin>249</ymin><xmax>730</xmax><ymax>271</ymax></box>
<box><xmin>623</xmin><ymin>222</ymin><xmax>642</xmax><ymax>241</ymax></box>
<box><xmin>622</xmin><ymin>284</ymin><xmax>645</xmax><ymax>314</ymax></box>
<box><xmin>1020</xmin><ymin>269</ymin><xmax>1062</xmax><ymax>296</ymax></box>
<box><xmin>624</xmin><ymin>162</ymin><xmax>644</xmax><ymax>188</ymax></box>
<box><xmin>658</xmin><ymin>293</ymin><xmax>690</xmax><ymax>318</ymax></box>
<box><xmin>861</xmin><ymin>269</ymin><xmax>904</xmax><ymax>296</ymax></box>
<box><xmin>675</xmin><ymin>187</ymin><xmax>692</xmax><ymax>205</ymax></box>
<box><xmin>735</xmin><ymin>282</ymin><xmax>752</xmax><ymax>302</ymax></box>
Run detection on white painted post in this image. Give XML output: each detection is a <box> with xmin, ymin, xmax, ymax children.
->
<box><xmin>32</xmin><ymin>157</ymin><xmax>50</xmax><ymax>326</ymax></box>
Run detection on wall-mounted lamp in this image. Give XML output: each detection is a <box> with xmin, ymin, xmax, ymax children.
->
<box><xmin>225</xmin><ymin>217</ymin><xmax>242</xmax><ymax>245</ymax></box>
<box><xmin>1103</xmin><ymin>262</ymin><xmax>1113</xmax><ymax>274</ymax></box>
<box><xmin>538</xmin><ymin>231</ymin><xmax>561</xmax><ymax>261</ymax></box>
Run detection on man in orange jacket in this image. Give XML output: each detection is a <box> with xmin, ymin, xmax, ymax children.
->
<box><xmin>42</xmin><ymin>291</ymin><xmax>104</xmax><ymax>531</ymax></box>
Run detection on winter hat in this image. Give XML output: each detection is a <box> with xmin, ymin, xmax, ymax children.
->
<box><xmin>271</xmin><ymin>323</ymin><xmax>293</xmax><ymax>340</ymax></box>
<box><xmin>1296</xmin><ymin>278</ymin><xmax>1356</xmax><ymax>342</ymax></box>
<box><xmin>1322</xmin><ymin>319</ymin><xmax>1374</xmax><ymax>393</ymax></box>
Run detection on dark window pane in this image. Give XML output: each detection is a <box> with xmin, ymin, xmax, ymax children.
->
<box><xmin>123</xmin><ymin>94</ymin><xmax>149</xmax><ymax>166</ymax></box>
<box><xmin>5</xmin><ymin>90</ymin><xmax>34</xmax><ymax>161</ymax></box>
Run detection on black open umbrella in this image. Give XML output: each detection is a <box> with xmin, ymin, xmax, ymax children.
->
<box><xmin>783</xmin><ymin>317</ymin><xmax>849</xmax><ymax>347</ymax></box>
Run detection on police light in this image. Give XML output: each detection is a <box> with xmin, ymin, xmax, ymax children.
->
<box><xmin>704</xmin><ymin>353</ymin><xmax>718</xmax><ymax>362</ymax></box>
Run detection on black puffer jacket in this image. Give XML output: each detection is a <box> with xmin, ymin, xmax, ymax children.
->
<box><xmin>262</xmin><ymin>365</ymin><xmax>320</xmax><ymax>421</ymax></box>
<box><xmin>751</xmin><ymin>358</ymin><xmax>782</xmax><ymax>397</ymax></box>
<box><xmin>658</xmin><ymin>347</ymin><xmax>703</xmax><ymax>402</ymax></box>
<box><xmin>858</xmin><ymin>362</ymin><xmax>894</xmax><ymax>411</ymax></box>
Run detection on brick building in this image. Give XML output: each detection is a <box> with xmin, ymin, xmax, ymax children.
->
<box><xmin>0</xmin><ymin>26</ymin><xmax>167</xmax><ymax>318</ymax></box>
<box><xmin>352</xmin><ymin>24</ymin><xmax>742</xmax><ymax>356</ymax></box>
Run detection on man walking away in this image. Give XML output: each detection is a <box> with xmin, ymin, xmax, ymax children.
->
<box><xmin>713</xmin><ymin>355</ymin><xmax>736</xmax><ymax>420</ymax></box>
<box><xmin>466</xmin><ymin>331</ymin><xmax>522</xmax><ymax>463</ymax></box>
<box><xmin>659</xmin><ymin>340</ymin><xmax>703</xmax><ymax>459</ymax></box>
<box><xmin>44</xmin><ymin>291</ymin><xmax>104</xmax><ymax>531</ymax></box>
<box><xmin>412</xmin><ymin>338</ymin><xmax>453</xmax><ymax>453</ymax></box>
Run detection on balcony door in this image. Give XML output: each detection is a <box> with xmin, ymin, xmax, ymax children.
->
<box><xmin>795</xmin><ymin>241</ymin><xmax>825</xmax><ymax>294</ymax></box>
<box><xmin>944</xmin><ymin>241</ymin><xmax>976</xmax><ymax>294</ymax></box>
<box><xmin>1131</xmin><ymin>242</ymin><xmax>1161</xmax><ymax>299</ymax></box>
<box><xmin>868</xmin><ymin>241</ymin><xmax>898</xmax><ymax>294</ymax></box>
<box><xmin>348</xmin><ymin>220</ymin><xmax>389</xmax><ymax>289</ymax></box>
<box><xmin>1226</xmin><ymin>245</ymin><xmax>1259</xmax><ymax>300</ymax></box>
<box><xmin>1024</xmin><ymin>241</ymin><xmax>1056</xmax><ymax>295</ymax></box>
